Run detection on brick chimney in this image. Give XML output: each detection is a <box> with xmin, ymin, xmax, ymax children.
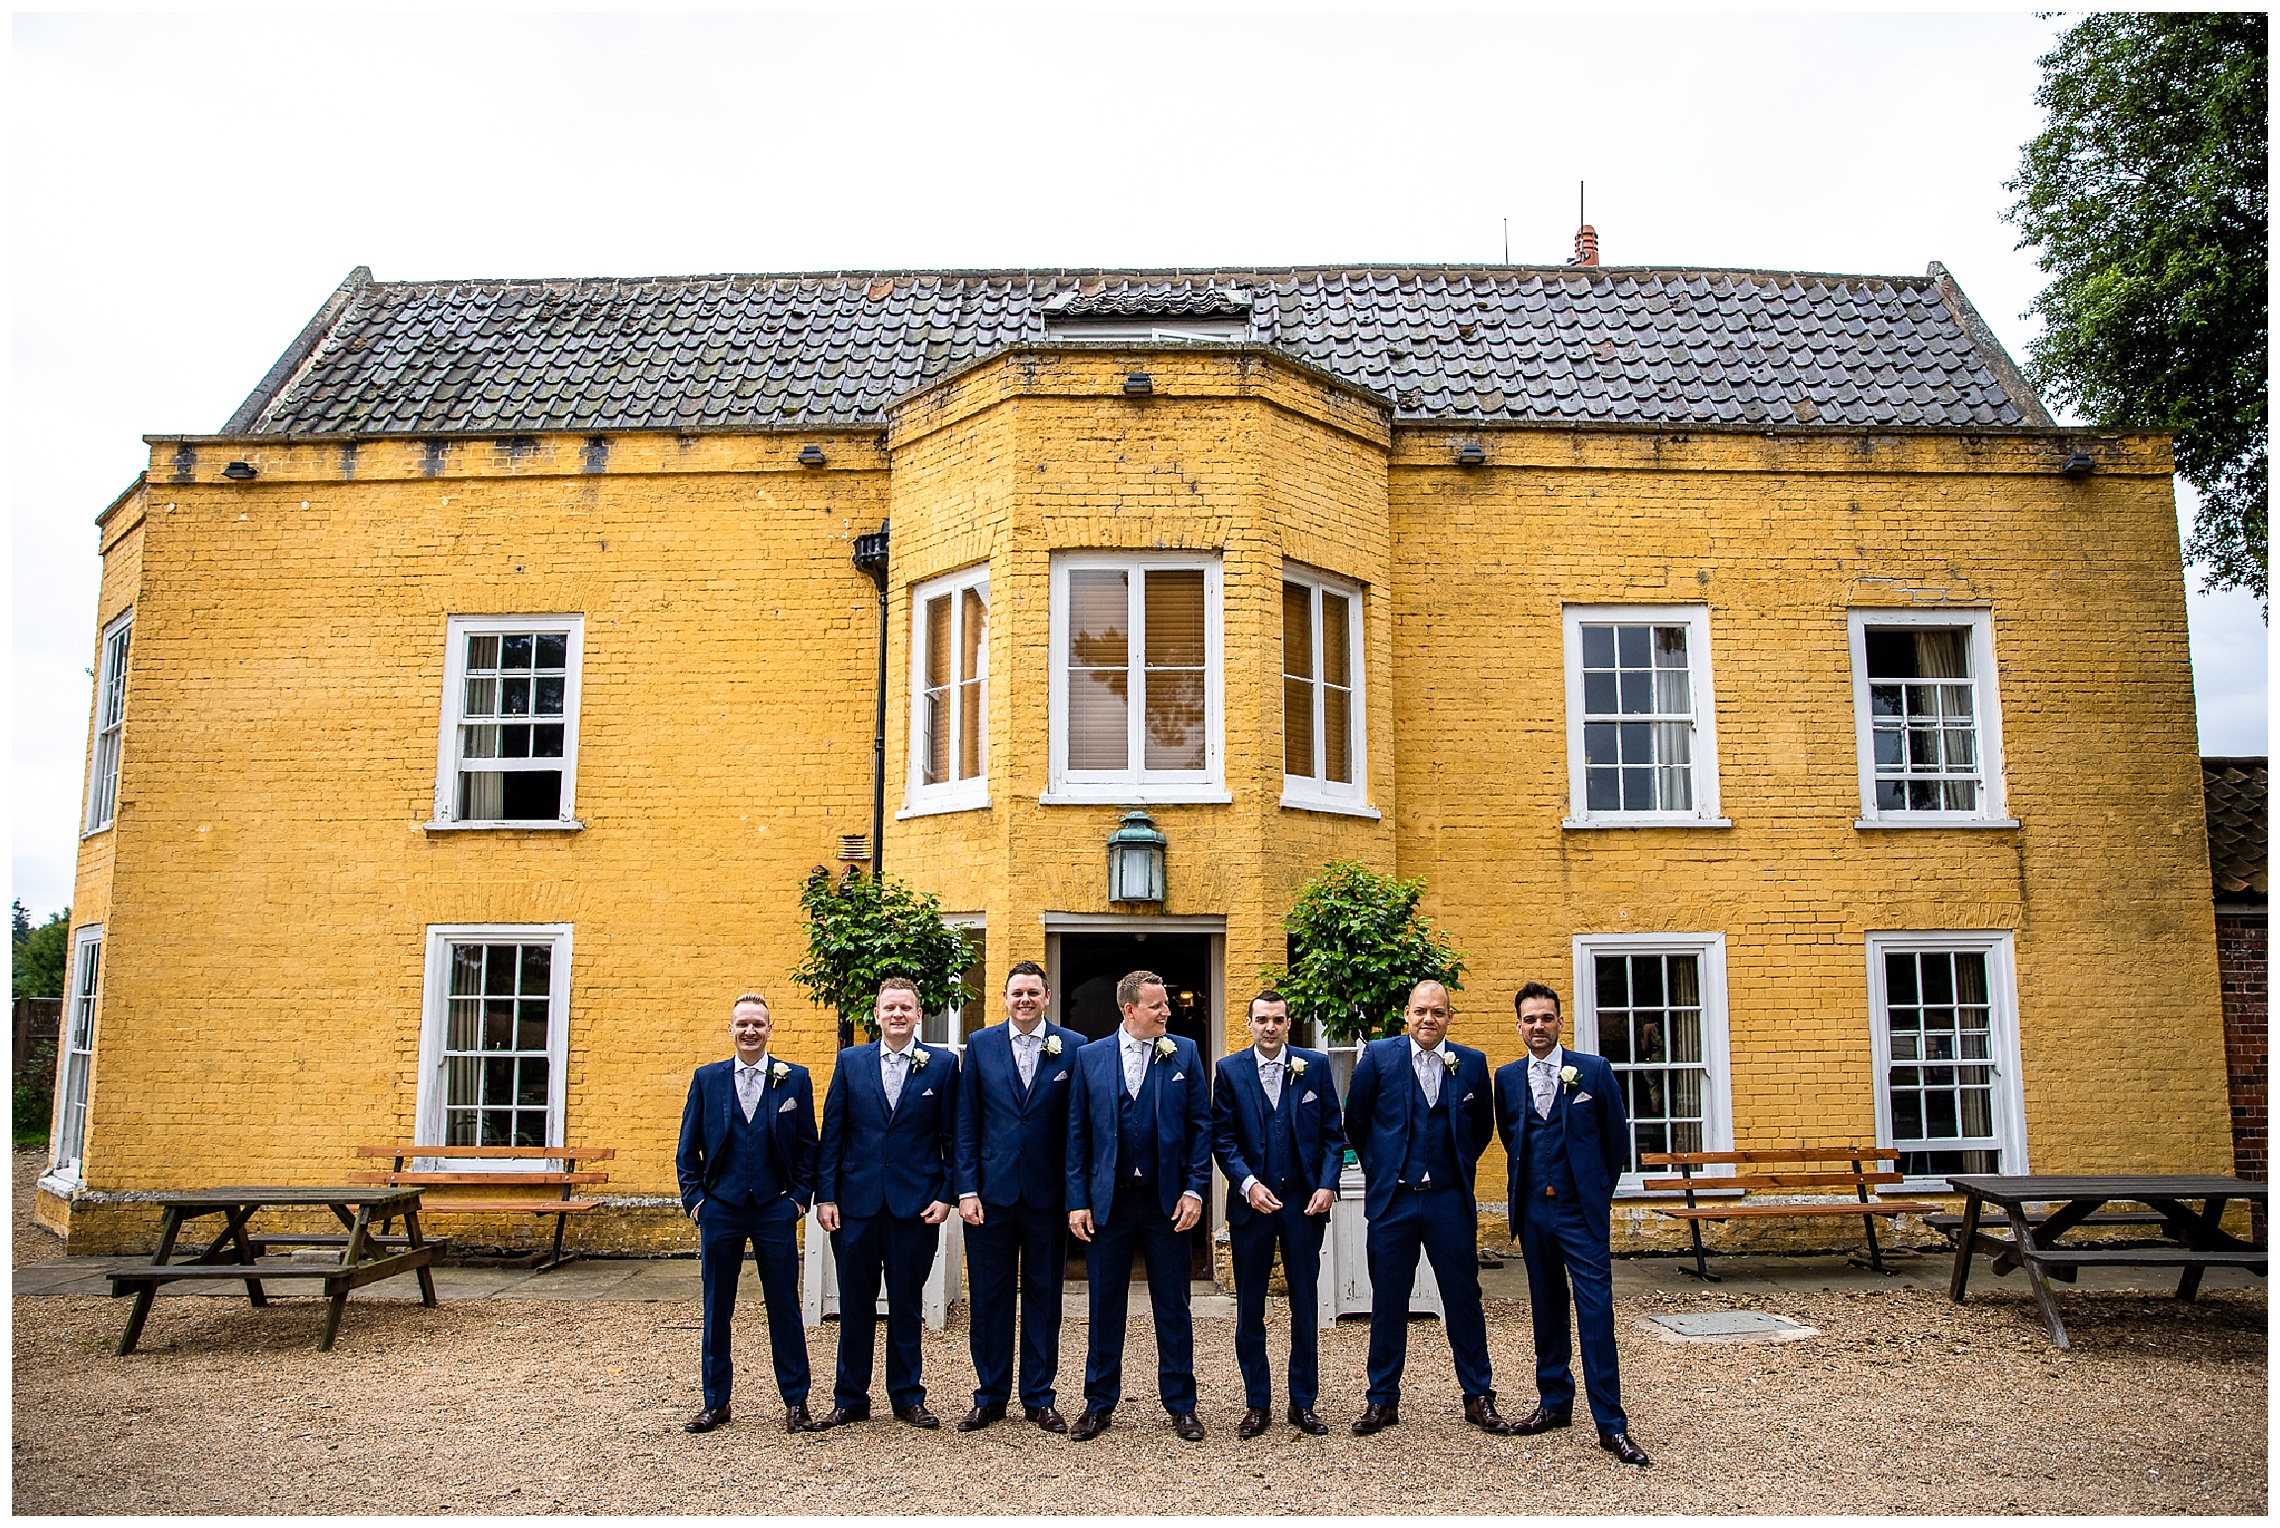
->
<box><xmin>1572</xmin><ymin>223</ymin><xmax>1599</xmax><ymax>267</ymax></box>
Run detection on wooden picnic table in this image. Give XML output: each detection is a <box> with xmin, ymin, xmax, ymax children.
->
<box><xmin>1944</xmin><ymin>1174</ymin><xmax>2267</xmax><ymax>1349</ymax></box>
<box><xmin>106</xmin><ymin>1187</ymin><xmax>441</xmax><ymax>1355</ymax></box>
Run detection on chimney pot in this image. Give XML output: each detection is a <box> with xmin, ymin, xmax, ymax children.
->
<box><xmin>1572</xmin><ymin>224</ymin><xmax>1600</xmax><ymax>267</ymax></box>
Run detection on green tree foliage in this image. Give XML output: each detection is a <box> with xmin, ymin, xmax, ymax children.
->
<box><xmin>2005</xmin><ymin>12</ymin><xmax>2268</xmax><ymax>605</ymax></box>
<box><xmin>13</xmin><ymin>903</ymin><xmax>70</xmax><ymax>1001</ymax></box>
<box><xmin>1262</xmin><ymin>861</ymin><xmax>1466</xmax><ymax>1044</ymax></box>
<box><xmin>791</xmin><ymin>865</ymin><xmax>972</xmax><ymax>1043</ymax></box>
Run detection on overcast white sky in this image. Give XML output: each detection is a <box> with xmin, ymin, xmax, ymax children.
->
<box><xmin>9</xmin><ymin>10</ymin><xmax>2268</xmax><ymax>916</ymax></box>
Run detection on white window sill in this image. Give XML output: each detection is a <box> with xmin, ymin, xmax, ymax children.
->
<box><xmin>897</xmin><ymin>794</ymin><xmax>992</xmax><ymax>821</ymax></box>
<box><xmin>79</xmin><ymin>823</ymin><xmax>114</xmax><ymax>841</ymax></box>
<box><xmin>1563</xmin><ymin>816</ymin><xmax>1733</xmax><ymax>831</ymax></box>
<box><xmin>35</xmin><ymin>1170</ymin><xmax>80</xmax><ymax>1198</ymax></box>
<box><xmin>422</xmin><ymin>820</ymin><xmax>587</xmax><ymax>832</ymax></box>
<box><xmin>1855</xmin><ymin>817</ymin><xmax>2021</xmax><ymax>831</ymax></box>
<box><xmin>1279</xmin><ymin>793</ymin><xmax>1381</xmax><ymax>820</ymax></box>
<box><xmin>1039</xmin><ymin>787</ymin><xmax>1232</xmax><ymax>806</ymax></box>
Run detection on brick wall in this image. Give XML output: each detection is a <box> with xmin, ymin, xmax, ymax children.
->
<box><xmin>2217</xmin><ymin>906</ymin><xmax>2267</xmax><ymax>1179</ymax></box>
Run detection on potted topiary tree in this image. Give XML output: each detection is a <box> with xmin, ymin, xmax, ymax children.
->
<box><xmin>791</xmin><ymin>864</ymin><xmax>974</xmax><ymax>1051</ymax></box>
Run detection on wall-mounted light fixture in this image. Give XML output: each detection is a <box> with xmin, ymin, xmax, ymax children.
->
<box><xmin>2061</xmin><ymin>451</ymin><xmax>2094</xmax><ymax>479</ymax></box>
<box><xmin>1123</xmin><ymin>372</ymin><xmax>1154</xmax><ymax>396</ymax></box>
<box><xmin>1455</xmin><ymin>443</ymin><xmax>1486</xmax><ymax>467</ymax></box>
<box><xmin>799</xmin><ymin>444</ymin><xmax>828</xmax><ymax>467</ymax></box>
<box><xmin>221</xmin><ymin>461</ymin><xmax>258</xmax><ymax>481</ymax></box>
<box><xmin>1106</xmin><ymin>809</ymin><xmax>1167</xmax><ymax>904</ymax></box>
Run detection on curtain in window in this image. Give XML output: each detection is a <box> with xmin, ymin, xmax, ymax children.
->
<box><xmin>1322</xmin><ymin>591</ymin><xmax>1353</xmax><ymax>783</ymax></box>
<box><xmin>1143</xmin><ymin>570</ymin><xmax>1206</xmax><ymax>770</ymax></box>
<box><xmin>1067</xmin><ymin>570</ymin><xmax>1129</xmax><ymax>770</ymax></box>
<box><xmin>958</xmin><ymin>585</ymin><xmax>987</xmax><ymax>781</ymax></box>
<box><xmin>1282</xmin><ymin>583</ymin><xmax>1314</xmax><ymax>776</ymax></box>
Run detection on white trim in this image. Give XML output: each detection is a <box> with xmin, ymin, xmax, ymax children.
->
<box><xmin>432</xmin><ymin>615</ymin><xmax>586</xmax><ymax>828</ymax></box>
<box><xmin>904</xmin><ymin>564</ymin><xmax>991</xmax><ymax>816</ymax></box>
<box><xmin>1570</xmin><ymin>931</ymin><xmax>1732</xmax><ymax>1195</ymax></box>
<box><xmin>926</xmin><ymin>913</ymin><xmax>988</xmax><ymax>1048</ymax></box>
<box><xmin>1047</xmin><ymin>551</ymin><xmax>1223</xmax><ymax>797</ymax></box>
<box><xmin>1864</xmin><ymin>929</ymin><xmax>2027</xmax><ymax>1187</ymax></box>
<box><xmin>81</xmin><ymin>609</ymin><xmax>132</xmax><ymax>836</ymax></box>
<box><xmin>416</xmin><ymin>923</ymin><xmax>573</xmax><ymax>1156</ymax></box>
<box><xmin>1561</xmin><ymin>604</ymin><xmax>1723</xmax><ymax>827</ymax></box>
<box><xmin>424</xmin><ymin>819</ymin><xmax>586</xmax><ymax>832</ymax></box>
<box><xmin>1847</xmin><ymin>608</ymin><xmax>2010</xmax><ymax>826</ymax></box>
<box><xmin>50</xmin><ymin>923</ymin><xmax>104</xmax><ymax>1183</ymax></box>
<box><xmin>1041</xmin><ymin>911</ymin><xmax>1227</xmax><ymax>934</ymax></box>
<box><xmin>1279</xmin><ymin>564</ymin><xmax>1372</xmax><ymax>811</ymax></box>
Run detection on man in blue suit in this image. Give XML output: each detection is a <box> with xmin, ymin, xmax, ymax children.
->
<box><xmin>676</xmin><ymin>992</ymin><xmax>818</xmax><ymax>1435</ymax></box>
<box><xmin>1212</xmin><ymin>989</ymin><xmax>1344</xmax><ymax>1438</ymax></box>
<box><xmin>953</xmin><ymin>959</ymin><xmax>1082</xmax><ymax>1434</ymax></box>
<box><xmin>1342</xmin><ymin>979</ymin><xmax>1515</xmax><ymax>1437</ymax></box>
<box><xmin>1064</xmin><ymin>969</ymin><xmax>1212</xmax><ymax>1443</ymax></box>
<box><xmin>811</xmin><ymin>977</ymin><xmax>959</xmax><ymax>1431</ymax></box>
<box><xmin>1494</xmin><ymin>981</ymin><xmax>1650</xmax><ymax>1466</ymax></box>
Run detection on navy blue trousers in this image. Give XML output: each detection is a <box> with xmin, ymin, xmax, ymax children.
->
<box><xmin>1082</xmin><ymin>1180</ymin><xmax>1196</xmax><ymax>1414</ymax></box>
<box><xmin>1519</xmin><ymin>1193</ymin><xmax>1627</xmax><ymax>1432</ymax></box>
<box><xmin>965</xmin><ymin>1198</ymin><xmax>1067</xmax><ymax>1410</ymax></box>
<box><xmin>1229</xmin><ymin>1202</ymin><xmax>1326</xmax><ymax>1410</ymax></box>
<box><xmin>698</xmin><ymin>1197</ymin><xmax>809</xmax><ymax>1411</ymax></box>
<box><xmin>1363</xmin><ymin>1186</ymin><xmax>1495</xmax><ymax>1406</ymax></box>
<box><xmin>831</xmin><ymin>1212</ymin><xmax>937</xmax><ymax>1411</ymax></box>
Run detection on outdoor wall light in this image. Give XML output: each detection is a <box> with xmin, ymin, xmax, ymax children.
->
<box><xmin>2061</xmin><ymin>451</ymin><xmax>2094</xmax><ymax>478</ymax></box>
<box><xmin>221</xmin><ymin>461</ymin><xmax>258</xmax><ymax>481</ymax></box>
<box><xmin>1106</xmin><ymin>809</ymin><xmax>1167</xmax><ymax>904</ymax></box>
<box><xmin>1455</xmin><ymin>443</ymin><xmax>1487</xmax><ymax>467</ymax></box>
<box><xmin>1123</xmin><ymin>372</ymin><xmax>1154</xmax><ymax>396</ymax></box>
<box><xmin>799</xmin><ymin>444</ymin><xmax>828</xmax><ymax>467</ymax></box>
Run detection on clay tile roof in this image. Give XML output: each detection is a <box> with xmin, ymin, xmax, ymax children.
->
<box><xmin>2204</xmin><ymin>757</ymin><xmax>2268</xmax><ymax>903</ymax></box>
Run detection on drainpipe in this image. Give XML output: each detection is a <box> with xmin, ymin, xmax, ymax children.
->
<box><xmin>852</xmin><ymin>521</ymin><xmax>892</xmax><ymax>886</ymax></box>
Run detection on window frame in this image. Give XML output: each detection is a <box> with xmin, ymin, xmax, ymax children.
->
<box><xmin>922</xmin><ymin>914</ymin><xmax>987</xmax><ymax>1049</ymax></box>
<box><xmin>1561</xmin><ymin>604</ymin><xmax>1727</xmax><ymax>829</ymax></box>
<box><xmin>48</xmin><ymin>924</ymin><xmax>103</xmax><ymax>1184</ymax></box>
<box><xmin>1864</xmin><ymin>929</ymin><xmax>2028</xmax><ymax>1188</ymax></box>
<box><xmin>902</xmin><ymin>564</ymin><xmax>991</xmax><ymax>818</ymax></box>
<box><xmin>1043</xmin><ymin>550</ymin><xmax>1227</xmax><ymax>804</ymax></box>
<box><xmin>1279</xmin><ymin>564</ymin><xmax>1375</xmax><ymax>817</ymax></box>
<box><xmin>1569</xmin><ymin>931</ymin><xmax>1733</xmax><ymax>1195</ymax></box>
<box><xmin>1847</xmin><ymin>608</ymin><xmax>2015</xmax><ymax>828</ymax></box>
<box><xmin>429</xmin><ymin>615</ymin><xmax>586</xmax><ymax>830</ymax></box>
<box><xmin>415</xmin><ymin>923</ymin><xmax>574</xmax><ymax>1158</ymax></box>
<box><xmin>82</xmin><ymin>609</ymin><xmax>132</xmax><ymax>836</ymax></box>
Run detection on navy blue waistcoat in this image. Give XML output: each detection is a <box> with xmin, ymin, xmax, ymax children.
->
<box><xmin>1117</xmin><ymin>1058</ymin><xmax>1162</xmax><ymax>1186</ymax></box>
<box><xmin>715</xmin><ymin>1083</ymin><xmax>785</xmax><ymax>1206</ymax></box>
<box><xmin>1400</xmin><ymin>1066</ymin><xmax>1459</xmax><ymax>1189</ymax></box>
<box><xmin>1521</xmin><ymin>1095</ymin><xmax>1579</xmax><ymax>1202</ymax></box>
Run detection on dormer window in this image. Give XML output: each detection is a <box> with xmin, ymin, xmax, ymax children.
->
<box><xmin>1040</xmin><ymin>284</ymin><xmax>1252</xmax><ymax>342</ymax></box>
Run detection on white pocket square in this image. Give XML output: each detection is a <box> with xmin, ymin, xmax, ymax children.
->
<box><xmin>1053</xmin><ymin>1070</ymin><xmax>1069</xmax><ymax>1082</ymax></box>
<box><xmin>1301</xmin><ymin>1091</ymin><xmax>1317</xmax><ymax>1104</ymax></box>
<box><xmin>1462</xmin><ymin>1092</ymin><xmax>1476</xmax><ymax>1103</ymax></box>
<box><xmin>921</xmin><ymin>1088</ymin><xmax>935</xmax><ymax>1097</ymax></box>
<box><xmin>1576</xmin><ymin>1092</ymin><xmax>1593</xmax><ymax>1103</ymax></box>
<box><xmin>1173</xmin><ymin>1072</ymin><xmax>1186</xmax><ymax>1082</ymax></box>
<box><xmin>777</xmin><ymin>1097</ymin><xmax>797</xmax><ymax>1114</ymax></box>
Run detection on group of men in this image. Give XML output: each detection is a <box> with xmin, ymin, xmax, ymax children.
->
<box><xmin>674</xmin><ymin>964</ymin><xmax>1650</xmax><ymax>1467</ymax></box>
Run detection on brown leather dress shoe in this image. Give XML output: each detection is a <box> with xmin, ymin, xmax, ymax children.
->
<box><xmin>1288</xmin><ymin>1404</ymin><xmax>1328</xmax><ymax>1436</ymax></box>
<box><xmin>1171</xmin><ymin>1412</ymin><xmax>1206</xmax><ymax>1443</ymax></box>
<box><xmin>1464</xmin><ymin>1393</ymin><xmax>1516</xmax><ymax>1435</ymax></box>
<box><xmin>1599</xmin><ymin>1430</ymin><xmax>1652</xmax><ymax>1467</ymax></box>
<box><xmin>895</xmin><ymin>1403</ymin><xmax>940</xmax><ymax>1429</ymax></box>
<box><xmin>1351</xmin><ymin>1402</ymin><xmax>1400</xmax><ymax>1435</ymax></box>
<box><xmin>684</xmin><ymin>1404</ymin><xmax>731</xmax><ymax>1434</ymax></box>
<box><xmin>1069</xmin><ymin>1407</ymin><xmax>1113</xmax><ymax>1441</ymax></box>
<box><xmin>784</xmin><ymin>1404</ymin><xmax>813</xmax><ymax>1434</ymax></box>
<box><xmin>808</xmin><ymin>1404</ymin><xmax>870</xmax><ymax>1431</ymax></box>
<box><xmin>1023</xmin><ymin>1404</ymin><xmax>1069</xmax><ymax>1434</ymax></box>
<box><xmin>1236</xmin><ymin>1407</ymin><xmax>1271</xmax><ymax>1439</ymax></box>
<box><xmin>958</xmin><ymin>1403</ymin><xmax>1006</xmax><ymax>1433</ymax></box>
<box><xmin>1514</xmin><ymin>1401</ymin><xmax>1573</xmax><ymax>1435</ymax></box>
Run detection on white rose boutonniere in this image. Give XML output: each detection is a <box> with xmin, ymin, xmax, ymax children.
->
<box><xmin>1043</xmin><ymin>1034</ymin><xmax>1063</xmax><ymax>1057</ymax></box>
<box><xmin>1560</xmin><ymin>1064</ymin><xmax>1580</xmax><ymax>1092</ymax></box>
<box><xmin>1287</xmin><ymin>1055</ymin><xmax>1308</xmax><ymax>1079</ymax></box>
<box><xmin>908</xmin><ymin>1046</ymin><xmax>930</xmax><ymax>1072</ymax></box>
<box><xmin>1153</xmin><ymin>1036</ymin><xmax>1177</xmax><ymax>1064</ymax></box>
<box><xmin>768</xmin><ymin>1058</ymin><xmax>792</xmax><ymax>1084</ymax></box>
<box><xmin>1442</xmin><ymin>1049</ymin><xmax>1461</xmax><ymax>1075</ymax></box>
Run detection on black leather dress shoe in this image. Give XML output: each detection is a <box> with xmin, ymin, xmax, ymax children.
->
<box><xmin>1514</xmin><ymin>1401</ymin><xmax>1573</xmax><ymax>1435</ymax></box>
<box><xmin>1236</xmin><ymin>1407</ymin><xmax>1271</xmax><ymax>1439</ymax></box>
<box><xmin>1599</xmin><ymin>1430</ymin><xmax>1652</xmax><ymax>1467</ymax></box>
<box><xmin>1024</xmin><ymin>1405</ymin><xmax>1069</xmax><ymax>1434</ymax></box>
<box><xmin>1288</xmin><ymin>1405</ymin><xmax>1328</xmax><ymax>1436</ymax></box>
<box><xmin>1069</xmin><ymin>1407</ymin><xmax>1113</xmax><ymax>1441</ymax></box>
<box><xmin>785</xmin><ymin>1404</ymin><xmax>814</xmax><ymax>1434</ymax></box>
<box><xmin>958</xmin><ymin>1403</ymin><xmax>1006</xmax><ymax>1433</ymax></box>
<box><xmin>808</xmin><ymin>1404</ymin><xmax>870</xmax><ymax>1431</ymax></box>
<box><xmin>1351</xmin><ymin>1402</ymin><xmax>1400</xmax><ymax>1435</ymax></box>
<box><xmin>895</xmin><ymin>1403</ymin><xmax>940</xmax><ymax>1429</ymax></box>
<box><xmin>684</xmin><ymin>1405</ymin><xmax>731</xmax><ymax>1434</ymax></box>
<box><xmin>1463</xmin><ymin>1393</ymin><xmax>1516</xmax><ymax>1435</ymax></box>
<box><xmin>1171</xmin><ymin>1412</ymin><xmax>1206</xmax><ymax>1443</ymax></box>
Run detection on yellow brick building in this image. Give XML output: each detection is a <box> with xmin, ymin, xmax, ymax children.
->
<box><xmin>39</xmin><ymin>261</ymin><xmax>2225</xmax><ymax>1257</ymax></box>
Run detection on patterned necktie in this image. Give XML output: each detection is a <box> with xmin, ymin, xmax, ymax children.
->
<box><xmin>1415</xmin><ymin>1046</ymin><xmax>1443</xmax><ymax>1107</ymax></box>
<box><xmin>1014</xmin><ymin>1030</ymin><xmax>1040</xmax><ymax>1089</ymax></box>
<box><xmin>1532</xmin><ymin>1058</ymin><xmax>1557</xmax><ymax>1118</ymax></box>
<box><xmin>1124</xmin><ymin>1038</ymin><xmax>1146</xmax><ymax>1098</ymax></box>
<box><xmin>1261</xmin><ymin>1055</ymin><xmax>1283</xmax><ymax>1109</ymax></box>
<box><xmin>884</xmin><ymin>1048</ymin><xmax>907</xmax><ymax>1109</ymax></box>
<box><xmin>736</xmin><ymin>1063</ymin><xmax>763</xmax><ymax>1122</ymax></box>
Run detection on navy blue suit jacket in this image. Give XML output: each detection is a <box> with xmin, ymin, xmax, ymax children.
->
<box><xmin>1342</xmin><ymin>1036</ymin><xmax>1495</xmax><ymax>1220</ymax></box>
<box><xmin>1211</xmin><ymin>1046</ymin><xmax>1345</xmax><ymax>1226</ymax></box>
<box><xmin>676</xmin><ymin>1056</ymin><xmax>818</xmax><ymax>1213</ymax></box>
<box><xmin>817</xmin><ymin>1041</ymin><xmax>958</xmax><ymax>1220</ymax></box>
<box><xmin>1065</xmin><ymin>1031</ymin><xmax>1212</xmax><ymax>1222</ymax></box>
<box><xmin>953</xmin><ymin>1020</ymin><xmax>1083</xmax><ymax>1209</ymax></box>
<box><xmin>1493</xmin><ymin>1048</ymin><xmax>1629</xmax><ymax>1239</ymax></box>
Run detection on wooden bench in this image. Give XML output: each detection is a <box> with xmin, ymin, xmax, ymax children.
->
<box><xmin>1638</xmin><ymin>1146</ymin><xmax>1944</xmax><ymax>1281</ymax></box>
<box><xmin>351</xmin><ymin>1145</ymin><xmax>614</xmax><ymax>1271</ymax></box>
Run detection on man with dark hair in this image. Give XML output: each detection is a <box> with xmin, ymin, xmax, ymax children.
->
<box><xmin>952</xmin><ymin>960</ymin><xmax>1083</xmax><ymax>1433</ymax></box>
<box><xmin>1213</xmin><ymin>989</ymin><xmax>1345</xmax><ymax>1437</ymax></box>
<box><xmin>1064</xmin><ymin>969</ymin><xmax>1212</xmax><ymax>1442</ymax></box>
<box><xmin>1494</xmin><ymin>981</ymin><xmax>1649</xmax><ymax>1466</ymax></box>
<box><xmin>676</xmin><ymin>992</ymin><xmax>818</xmax><ymax>1435</ymax></box>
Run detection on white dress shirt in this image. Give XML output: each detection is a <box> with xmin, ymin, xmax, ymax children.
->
<box><xmin>1010</xmin><ymin>1021</ymin><xmax>1047</xmax><ymax>1089</ymax></box>
<box><xmin>880</xmin><ymin>1037</ymin><xmax>917</xmax><ymax>1109</ymax></box>
<box><xmin>734</xmin><ymin>1055</ymin><xmax>770</xmax><ymax>1121</ymax></box>
<box><xmin>1528</xmin><ymin>1044</ymin><xmax>1566</xmax><ymax>1118</ymax></box>
<box><xmin>1407</xmin><ymin>1035</ymin><xmax>1450</xmax><ymax>1108</ymax></box>
<box><xmin>1118</xmin><ymin>1027</ymin><xmax>1153</xmax><ymax>1098</ymax></box>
